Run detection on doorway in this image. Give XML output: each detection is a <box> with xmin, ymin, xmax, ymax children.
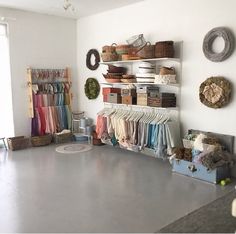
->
<box><xmin>0</xmin><ymin>23</ymin><xmax>14</xmax><ymax>139</ymax></box>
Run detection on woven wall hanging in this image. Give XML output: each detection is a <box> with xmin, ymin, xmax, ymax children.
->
<box><xmin>86</xmin><ymin>49</ymin><xmax>100</xmax><ymax>70</ymax></box>
<box><xmin>203</xmin><ymin>27</ymin><xmax>234</xmax><ymax>62</ymax></box>
<box><xmin>84</xmin><ymin>78</ymin><xmax>100</xmax><ymax>99</ymax></box>
<box><xmin>199</xmin><ymin>76</ymin><xmax>231</xmax><ymax>108</ymax></box>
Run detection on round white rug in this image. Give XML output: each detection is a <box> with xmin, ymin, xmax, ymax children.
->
<box><xmin>55</xmin><ymin>143</ymin><xmax>92</xmax><ymax>154</ymax></box>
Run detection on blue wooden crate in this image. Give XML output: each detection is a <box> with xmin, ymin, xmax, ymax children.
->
<box><xmin>172</xmin><ymin>159</ymin><xmax>230</xmax><ymax>184</ymax></box>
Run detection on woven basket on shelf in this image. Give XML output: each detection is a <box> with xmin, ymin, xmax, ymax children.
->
<box><xmin>7</xmin><ymin>136</ymin><xmax>30</xmax><ymax>151</ymax></box>
<box><xmin>31</xmin><ymin>134</ymin><xmax>52</xmax><ymax>147</ymax></box>
<box><xmin>159</xmin><ymin>66</ymin><xmax>175</xmax><ymax>75</ymax></box>
<box><xmin>102</xmin><ymin>43</ymin><xmax>117</xmax><ymax>53</ymax></box>
<box><xmin>137</xmin><ymin>42</ymin><xmax>155</xmax><ymax>59</ymax></box>
<box><xmin>101</xmin><ymin>53</ymin><xmax>119</xmax><ymax>62</ymax></box>
<box><xmin>155</xmin><ymin>41</ymin><xmax>174</xmax><ymax>58</ymax></box>
<box><xmin>53</xmin><ymin>132</ymin><xmax>74</xmax><ymax>144</ymax></box>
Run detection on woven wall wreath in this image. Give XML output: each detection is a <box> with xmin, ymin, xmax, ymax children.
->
<box><xmin>199</xmin><ymin>76</ymin><xmax>231</xmax><ymax>108</ymax></box>
<box><xmin>203</xmin><ymin>27</ymin><xmax>234</xmax><ymax>62</ymax></box>
<box><xmin>86</xmin><ymin>49</ymin><xmax>100</xmax><ymax>70</ymax></box>
<box><xmin>84</xmin><ymin>78</ymin><xmax>100</xmax><ymax>100</ymax></box>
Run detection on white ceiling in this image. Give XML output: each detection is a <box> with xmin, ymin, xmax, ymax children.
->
<box><xmin>0</xmin><ymin>0</ymin><xmax>145</xmax><ymax>19</ymax></box>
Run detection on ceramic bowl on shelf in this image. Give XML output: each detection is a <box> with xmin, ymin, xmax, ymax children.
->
<box><xmin>138</xmin><ymin>61</ymin><xmax>155</xmax><ymax>68</ymax></box>
<box><xmin>105</xmin><ymin>78</ymin><xmax>121</xmax><ymax>83</ymax></box>
<box><xmin>121</xmin><ymin>78</ymin><xmax>136</xmax><ymax>83</ymax></box>
<box><xmin>101</xmin><ymin>53</ymin><xmax>119</xmax><ymax>62</ymax></box>
<box><xmin>107</xmin><ymin>72</ymin><xmax>124</xmax><ymax>77</ymax></box>
<box><xmin>103</xmin><ymin>74</ymin><xmax>122</xmax><ymax>79</ymax></box>
<box><xmin>107</xmin><ymin>65</ymin><xmax>126</xmax><ymax>73</ymax></box>
<box><xmin>138</xmin><ymin>67</ymin><xmax>155</xmax><ymax>74</ymax></box>
<box><xmin>122</xmin><ymin>54</ymin><xmax>140</xmax><ymax>60</ymax></box>
<box><xmin>122</xmin><ymin>74</ymin><xmax>136</xmax><ymax>79</ymax></box>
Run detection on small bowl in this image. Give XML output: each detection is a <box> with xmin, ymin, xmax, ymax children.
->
<box><xmin>107</xmin><ymin>72</ymin><xmax>123</xmax><ymax>76</ymax></box>
<box><xmin>107</xmin><ymin>65</ymin><xmax>126</xmax><ymax>73</ymax></box>
<box><xmin>105</xmin><ymin>78</ymin><xmax>121</xmax><ymax>83</ymax></box>
<box><xmin>121</xmin><ymin>78</ymin><xmax>136</xmax><ymax>83</ymax></box>
<box><xmin>103</xmin><ymin>74</ymin><xmax>123</xmax><ymax>79</ymax></box>
<box><xmin>122</xmin><ymin>74</ymin><xmax>136</xmax><ymax>79</ymax></box>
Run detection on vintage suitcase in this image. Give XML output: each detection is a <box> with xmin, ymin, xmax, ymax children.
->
<box><xmin>172</xmin><ymin>130</ymin><xmax>234</xmax><ymax>184</ymax></box>
<box><xmin>172</xmin><ymin>159</ymin><xmax>230</xmax><ymax>184</ymax></box>
<box><xmin>102</xmin><ymin>87</ymin><xmax>121</xmax><ymax>95</ymax></box>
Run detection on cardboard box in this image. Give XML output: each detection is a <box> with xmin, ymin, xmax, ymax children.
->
<box><xmin>121</xmin><ymin>88</ymin><xmax>136</xmax><ymax>96</ymax></box>
<box><xmin>137</xmin><ymin>93</ymin><xmax>148</xmax><ymax>106</ymax></box>
<box><xmin>122</xmin><ymin>95</ymin><xmax>137</xmax><ymax>105</ymax></box>
<box><xmin>136</xmin><ymin>86</ymin><xmax>159</xmax><ymax>94</ymax></box>
<box><xmin>107</xmin><ymin>93</ymin><xmax>122</xmax><ymax>104</ymax></box>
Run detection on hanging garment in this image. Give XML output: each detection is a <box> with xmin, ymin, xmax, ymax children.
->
<box><xmin>38</xmin><ymin>107</ymin><xmax>46</xmax><ymax>135</ymax></box>
<box><xmin>65</xmin><ymin>105</ymin><xmax>72</xmax><ymax>130</ymax></box>
<box><xmin>96</xmin><ymin>108</ymin><xmax>181</xmax><ymax>159</ymax></box>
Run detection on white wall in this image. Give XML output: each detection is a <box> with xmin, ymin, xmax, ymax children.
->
<box><xmin>77</xmin><ymin>0</ymin><xmax>236</xmax><ymax>152</ymax></box>
<box><xmin>0</xmin><ymin>7</ymin><xmax>77</xmax><ymax>136</ymax></box>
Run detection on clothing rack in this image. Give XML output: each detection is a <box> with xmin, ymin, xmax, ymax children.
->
<box><xmin>96</xmin><ymin>106</ymin><xmax>181</xmax><ymax>158</ymax></box>
<box><xmin>103</xmin><ymin>102</ymin><xmax>179</xmax><ymax>121</ymax></box>
<box><xmin>27</xmin><ymin>67</ymin><xmax>73</xmax><ymax>136</ymax></box>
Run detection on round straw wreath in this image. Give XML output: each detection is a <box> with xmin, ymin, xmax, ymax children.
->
<box><xmin>199</xmin><ymin>76</ymin><xmax>231</xmax><ymax>108</ymax></box>
<box><xmin>203</xmin><ymin>27</ymin><xmax>234</xmax><ymax>62</ymax></box>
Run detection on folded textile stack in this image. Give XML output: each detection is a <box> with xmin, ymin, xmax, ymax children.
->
<box><xmin>136</xmin><ymin>62</ymin><xmax>156</xmax><ymax>83</ymax></box>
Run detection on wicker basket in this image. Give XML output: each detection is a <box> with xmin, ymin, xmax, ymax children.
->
<box><xmin>101</xmin><ymin>53</ymin><xmax>119</xmax><ymax>62</ymax></box>
<box><xmin>102</xmin><ymin>43</ymin><xmax>117</xmax><ymax>53</ymax></box>
<box><xmin>155</xmin><ymin>41</ymin><xmax>174</xmax><ymax>58</ymax></box>
<box><xmin>115</xmin><ymin>44</ymin><xmax>131</xmax><ymax>55</ymax></box>
<box><xmin>92</xmin><ymin>131</ymin><xmax>104</xmax><ymax>146</ymax></box>
<box><xmin>31</xmin><ymin>134</ymin><xmax>52</xmax><ymax>147</ymax></box>
<box><xmin>137</xmin><ymin>42</ymin><xmax>155</xmax><ymax>59</ymax></box>
<box><xmin>53</xmin><ymin>132</ymin><xmax>73</xmax><ymax>144</ymax></box>
<box><xmin>159</xmin><ymin>66</ymin><xmax>175</xmax><ymax>75</ymax></box>
<box><xmin>126</xmin><ymin>34</ymin><xmax>146</xmax><ymax>47</ymax></box>
<box><xmin>7</xmin><ymin>136</ymin><xmax>30</xmax><ymax>151</ymax></box>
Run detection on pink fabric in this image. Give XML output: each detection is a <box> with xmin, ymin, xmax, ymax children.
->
<box><xmin>35</xmin><ymin>108</ymin><xmax>41</xmax><ymax>135</ymax></box>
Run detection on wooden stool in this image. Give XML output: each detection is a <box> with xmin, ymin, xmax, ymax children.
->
<box><xmin>0</xmin><ymin>137</ymin><xmax>7</xmax><ymax>150</ymax></box>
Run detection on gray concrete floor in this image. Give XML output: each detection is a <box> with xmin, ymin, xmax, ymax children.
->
<box><xmin>0</xmin><ymin>144</ymin><xmax>234</xmax><ymax>233</ymax></box>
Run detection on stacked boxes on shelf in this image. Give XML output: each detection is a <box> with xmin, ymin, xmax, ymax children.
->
<box><xmin>136</xmin><ymin>86</ymin><xmax>159</xmax><ymax>106</ymax></box>
<box><xmin>148</xmin><ymin>93</ymin><xmax>176</xmax><ymax>107</ymax></box>
<box><xmin>136</xmin><ymin>86</ymin><xmax>176</xmax><ymax>108</ymax></box>
<box><xmin>121</xmin><ymin>88</ymin><xmax>137</xmax><ymax>105</ymax></box>
<box><xmin>102</xmin><ymin>87</ymin><xmax>121</xmax><ymax>103</ymax></box>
